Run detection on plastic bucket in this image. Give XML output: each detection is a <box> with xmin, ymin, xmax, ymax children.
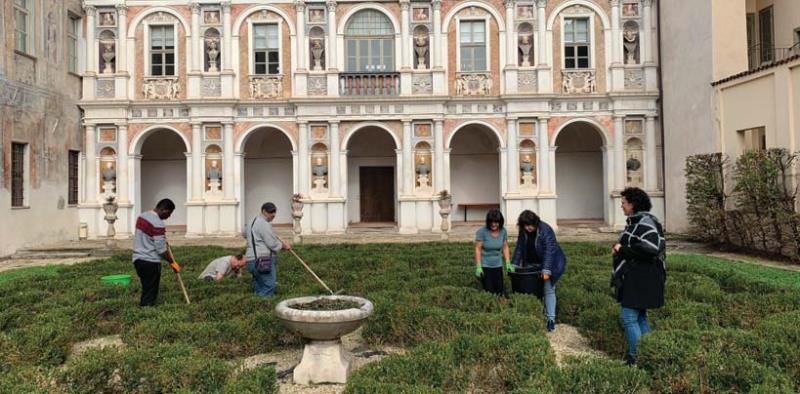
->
<box><xmin>508</xmin><ymin>266</ymin><xmax>543</xmax><ymax>297</ymax></box>
<box><xmin>101</xmin><ymin>274</ymin><xmax>132</xmax><ymax>286</ymax></box>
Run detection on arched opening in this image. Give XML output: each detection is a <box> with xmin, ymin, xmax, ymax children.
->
<box><xmin>139</xmin><ymin>129</ymin><xmax>188</xmax><ymax>228</ymax></box>
<box><xmin>241</xmin><ymin>128</ymin><xmax>294</xmax><ymax>225</ymax></box>
<box><xmin>347</xmin><ymin>127</ymin><xmax>397</xmax><ymax>224</ymax></box>
<box><xmin>555</xmin><ymin>122</ymin><xmax>604</xmax><ymax>221</ymax></box>
<box><xmin>449</xmin><ymin>124</ymin><xmax>501</xmax><ymax>222</ymax></box>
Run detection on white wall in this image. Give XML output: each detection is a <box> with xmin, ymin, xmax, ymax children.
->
<box><xmin>141</xmin><ymin>160</ymin><xmax>188</xmax><ymax>225</ymax></box>
<box><xmin>555</xmin><ymin>125</ymin><xmax>604</xmax><ymax>220</ymax></box>
<box><xmin>242</xmin><ymin>129</ymin><xmax>294</xmax><ymax>224</ymax></box>
<box><xmin>449</xmin><ymin>126</ymin><xmax>501</xmax><ymax>222</ymax></box>
<box><xmin>244</xmin><ymin>158</ymin><xmax>293</xmax><ymax>224</ymax></box>
<box><xmin>346</xmin><ymin>128</ymin><xmax>397</xmax><ymax>224</ymax></box>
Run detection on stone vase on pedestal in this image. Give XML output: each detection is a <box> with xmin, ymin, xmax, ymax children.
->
<box><xmin>103</xmin><ymin>195</ymin><xmax>119</xmax><ymax>248</ymax></box>
<box><xmin>291</xmin><ymin>194</ymin><xmax>304</xmax><ymax>243</ymax></box>
<box><xmin>438</xmin><ymin>191</ymin><xmax>452</xmax><ymax>240</ymax></box>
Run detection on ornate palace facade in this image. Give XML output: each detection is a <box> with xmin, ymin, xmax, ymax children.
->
<box><xmin>77</xmin><ymin>0</ymin><xmax>662</xmax><ymax>238</ymax></box>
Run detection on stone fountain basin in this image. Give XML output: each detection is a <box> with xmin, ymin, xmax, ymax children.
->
<box><xmin>274</xmin><ymin>295</ymin><xmax>373</xmax><ymax>340</ymax></box>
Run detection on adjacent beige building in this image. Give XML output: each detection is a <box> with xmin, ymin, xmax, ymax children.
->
<box><xmin>662</xmin><ymin>0</ymin><xmax>799</xmax><ymax>232</ymax></box>
<box><xmin>1</xmin><ymin>0</ymin><xmax>85</xmax><ymax>257</ymax></box>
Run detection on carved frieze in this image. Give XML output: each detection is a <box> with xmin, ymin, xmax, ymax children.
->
<box><xmin>143</xmin><ymin>78</ymin><xmax>180</xmax><ymax>100</ymax></box>
<box><xmin>518</xmin><ymin>70</ymin><xmax>538</xmax><ymax>93</ymax></box>
<box><xmin>412</xmin><ymin>73</ymin><xmax>433</xmax><ymax>95</ymax></box>
<box><xmin>455</xmin><ymin>73</ymin><xmax>493</xmax><ymax>96</ymax></box>
<box><xmin>249</xmin><ymin>75</ymin><xmax>283</xmax><ymax>99</ymax></box>
<box><xmin>561</xmin><ymin>70</ymin><xmax>596</xmax><ymax>94</ymax></box>
<box><xmin>624</xmin><ymin>69</ymin><xmax>644</xmax><ymax>90</ymax></box>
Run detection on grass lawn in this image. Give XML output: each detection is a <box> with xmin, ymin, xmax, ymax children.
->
<box><xmin>1</xmin><ymin>242</ymin><xmax>799</xmax><ymax>393</ymax></box>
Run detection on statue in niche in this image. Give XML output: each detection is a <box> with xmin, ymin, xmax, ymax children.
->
<box><xmin>626</xmin><ymin>154</ymin><xmax>643</xmax><ymax>186</ymax></box>
<box><xmin>518</xmin><ymin>33</ymin><xmax>533</xmax><ymax>67</ymax></box>
<box><xmin>623</xmin><ymin>24</ymin><xmax>640</xmax><ymax>65</ymax></box>
<box><xmin>102</xmin><ymin>162</ymin><xmax>117</xmax><ymax>195</ymax></box>
<box><xmin>102</xmin><ymin>42</ymin><xmax>115</xmax><ymax>74</ymax></box>
<box><xmin>414</xmin><ymin>33</ymin><xmax>429</xmax><ymax>69</ymax></box>
<box><xmin>312</xmin><ymin>156</ymin><xmax>328</xmax><ymax>191</ymax></box>
<box><xmin>520</xmin><ymin>154</ymin><xmax>536</xmax><ymax>188</ymax></box>
<box><xmin>416</xmin><ymin>156</ymin><xmax>431</xmax><ymax>189</ymax></box>
<box><xmin>310</xmin><ymin>38</ymin><xmax>325</xmax><ymax>71</ymax></box>
<box><xmin>206</xmin><ymin>37</ymin><xmax>220</xmax><ymax>72</ymax></box>
<box><xmin>207</xmin><ymin>160</ymin><xmax>222</xmax><ymax>193</ymax></box>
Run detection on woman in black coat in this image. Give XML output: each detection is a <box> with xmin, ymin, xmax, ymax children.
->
<box><xmin>611</xmin><ymin>187</ymin><xmax>666</xmax><ymax>366</ymax></box>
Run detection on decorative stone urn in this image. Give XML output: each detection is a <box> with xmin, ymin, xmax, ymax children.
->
<box><xmin>102</xmin><ymin>195</ymin><xmax>119</xmax><ymax>248</ymax></box>
<box><xmin>275</xmin><ymin>295</ymin><xmax>374</xmax><ymax>385</ymax></box>
<box><xmin>207</xmin><ymin>38</ymin><xmax>220</xmax><ymax>72</ymax></box>
<box><xmin>102</xmin><ymin>42</ymin><xmax>115</xmax><ymax>74</ymax></box>
<box><xmin>438</xmin><ymin>190</ymin><xmax>452</xmax><ymax>239</ymax></box>
<box><xmin>291</xmin><ymin>193</ymin><xmax>304</xmax><ymax>242</ymax></box>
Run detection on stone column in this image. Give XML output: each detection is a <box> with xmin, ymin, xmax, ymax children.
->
<box><xmin>507</xmin><ymin>118</ymin><xmax>519</xmax><ymax>193</ymax></box>
<box><xmin>191</xmin><ymin>3</ymin><xmax>202</xmax><ymax>72</ymax></box>
<box><xmin>85</xmin><ymin>6</ymin><xmax>97</xmax><ymax>74</ymax></box>
<box><xmin>614</xmin><ymin>116</ymin><xmax>625</xmax><ymax>191</ymax></box>
<box><xmin>222</xmin><ymin>1</ymin><xmax>233</xmax><ymax>71</ymax></box>
<box><xmin>504</xmin><ymin>0</ymin><xmax>516</xmax><ymax>67</ymax></box>
<box><xmin>299</xmin><ymin>122</ymin><xmax>310</xmax><ymax>195</ymax></box>
<box><xmin>191</xmin><ymin>123</ymin><xmax>203</xmax><ymax>199</ymax></box>
<box><xmin>329</xmin><ymin>121</ymin><xmax>341</xmax><ymax>197</ymax></box>
<box><xmin>645</xmin><ymin>116</ymin><xmax>658</xmax><ymax>191</ymax></box>
<box><xmin>296</xmin><ymin>1</ymin><xmax>307</xmax><ymax>71</ymax></box>
<box><xmin>536</xmin><ymin>0</ymin><xmax>547</xmax><ymax>66</ymax></box>
<box><xmin>400</xmin><ymin>0</ymin><xmax>411</xmax><ymax>69</ymax></box>
<box><xmin>642</xmin><ymin>0</ymin><xmax>653</xmax><ymax>64</ymax></box>
<box><xmin>432</xmin><ymin>0</ymin><xmax>443</xmax><ymax>68</ymax></box>
<box><xmin>402</xmin><ymin>121</ymin><xmax>414</xmax><ymax>195</ymax></box>
<box><xmin>223</xmin><ymin>122</ymin><xmax>235</xmax><ymax>199</ymax></box>
<box><xmin>85</xmin><ymin>124</ymin><xmax>98</xmax><ymax>203</ymax></box>
<box><xmin>610</xmin><ymin>0</ymin><xmax>621</xmax><ymax>64</ymax></box>
<box><xmin>117</xmin><ymin>124</ymin><xmax>129</xmax><ymax>203</ymax></box>
<box><xmin>116</xmin><ymin>5</ymin><xmax>128</xmax><ymax>72</ymax></box>
<box><xmin>537</xmin><ymin>118</ymin><xmax>550</xmax><ymax>193</ymax></box>
<box><xmin>433</xmin><ymin>120</ymin><xmax>444</xmax><ymax>192</ymax></box>
<box><xmin>326</xmin><ymin>1</ymin><xmax>338</xmax><ymax>70</ymax></box>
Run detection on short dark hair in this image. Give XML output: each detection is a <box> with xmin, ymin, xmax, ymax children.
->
<box><xmin>156</xmin><ymin>198</ymin><xmax>176</xmax><ymax>211</ymax></box>
<box><xmin>621</xmin><ymin>187</ymin><xmax>652</xmax><ymax>213</ymax></box>
<box><xmin>234</xmin><ymin>253</ymin><xmax>244</xmax><ymax>260</ymax></box>
<box><xmin>485</xmin><ymin>208</ymin><xmax>505</xmax><ymax>230</ymax></box>
<box><xmin>517</xmin><ymin>210</ymin><xmax>541</xmax><ymax>234</ymax></box>
<box><xmin>261</xmin><ymin>202</ymin><xmax>277</xmax><ymax>213</ymax></box>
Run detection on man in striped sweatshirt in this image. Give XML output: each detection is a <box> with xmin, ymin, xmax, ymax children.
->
<box><xmin>133</xmin><ymin>198</ymin><xmax>181</xmax><ymax>306</ymax></box>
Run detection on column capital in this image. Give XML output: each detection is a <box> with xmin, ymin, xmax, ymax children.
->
<box><xmin>221</xmin><ymin>1</ymin><xmax>232</xmax><ymax>12</ymax></box>
<box><xmin>84</xmin><ymin>5</ymin><xmax>96</xmax><ymax>16</ymax></box>
<box><xmin>326</xmin><ymin>0</ymin><xmax>338</xmax><ymax>12</ymax></box>
<box><xmin>642</xmin><ymin>0</ymin><xmax>653</xmax><ymax>7</ymax></box>
<box><xmin>115</xmin><ymin>4</ymin><xmax>128</xmax><ymax>15</ymax></box>
<box><xmin>432</xmin><ymin>0</ymin><xmax>442</xmax><ymax>11</ymax></box>
<box><xmin>401</xmin><ymin>118</ymin><xmax>413</xmax><ymax>125</ymax></box>
<box><xmin>399</xmin><ymin>0</ymin><xmax>411</xmax><ymax>11</ymax></box>
<box><xmin>645</xmin><ymin>114</ymin><xmax>657</xmax><ymax>120</ymax></box>
<box><xmin>504</xmin><ymin>0</ymin><xmax>516</xmax><ymax>10</ymax></box>
<box><xmin>535</xmin><ymin>0</ymin><xmax>547</xmax><ymax>9</ymax></box>
<box><xmin>295</xmin><ymin>0</ymin><xmax>307</xmax><ymax>12</ymax></box>
<box><xmin>610</xmin><ymin>0</ymin><xmax>621</xmax><ymax>7</ymax></box>
<box><xmin>191</xmin><ymin>121</ymin><xmax>203</xmax><ymax>127</ymax></box>
<box><xmin>222</xmin><ymin>121</ymin><xmax>234</xmax><ymax>127</ymax></box>
<box><xmin>506</xmin><ymin>116</ymin><xmax>519</xmax><ymax>122</ymax></box>
<box><xmin>328</xmin><ymin>120</ymin><xmax>340</xmax><ymax>125</ymax></box>
<box><xmin>613</xmin><ymin>114</ymin><xmax>626</xmax><ymax>120</ymax></box>
<box><xmin>190</xmin><ymin>2</ymin><xmax>201</xmax><ymax>15</ymax></box>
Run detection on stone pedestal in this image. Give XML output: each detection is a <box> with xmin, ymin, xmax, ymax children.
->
<box><xmin>417</xmin><ymin>174</ymin><xmax>432</xmax><ymax>194</ymax></box>
<box><xmin>293</xmin><ymin>339</ymin><xmax>351</xmax><ymax>385</ymax></box>
<box><xmin>102</xmin><ymin>181</ymin><xmax>116</xmax><ymax>196</ymax></box>
<box><xmin>312</xmin><ymin>177</ymin><xmax>328</xmax><ymax>193</ymax></box>
<box><xmin>207</xmin><ymin>179</ymin><xmax>222</xmax><ymax>197</ymax></box>
<box><xmin>521</xmin><ymin>173</ymin><xmax>536</xmax><ymax>189</ymax></box>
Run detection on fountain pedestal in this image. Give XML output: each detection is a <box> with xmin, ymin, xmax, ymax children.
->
<box><xmin>294</xmin><ymin>339</ymin><xmax>351</xmax><ymax>384</ymax></box>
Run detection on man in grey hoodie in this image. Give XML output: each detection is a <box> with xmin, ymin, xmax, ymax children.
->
<box><xmin>244</xmin><ymin>202</ymin><xmax>292</xmax><ymax>296</ymax></box>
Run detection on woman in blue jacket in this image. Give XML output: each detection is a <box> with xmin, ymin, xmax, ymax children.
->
<box><xmin>511</xmin><ymin>210</ymin><xmax>567</xmax><ymax>332</ymax></box>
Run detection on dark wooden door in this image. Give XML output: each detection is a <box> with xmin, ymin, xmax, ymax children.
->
<box><xmin>359</xmin><ymin>167</ymin><xmax>395</xmax><ymax>222</ymax></box>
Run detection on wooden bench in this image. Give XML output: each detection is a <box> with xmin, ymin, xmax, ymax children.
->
<box><xmin>460</xmin><ymin>203</ymin><xmax>501</xmax><ymax>222</ymax></box>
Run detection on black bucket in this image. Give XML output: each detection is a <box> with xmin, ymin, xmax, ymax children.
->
<box><xmin>508</xmin><ymin>266</ymin><xmax>544</xmax><ymax>297</ymax></box>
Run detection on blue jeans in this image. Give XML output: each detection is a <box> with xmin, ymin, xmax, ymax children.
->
<box><xmin>248</xmin><ymin>258</ymin><xmax>277</xmax><ymax>297</ymax></box>
<box><xmin>543</xmin><ymin>280</ymin><xmax>556</xmax><ymax>321</ymax></box>
<box><xmin>620</xmin><ymin>307</ymin><xmax>651</xmax><ymax>356</ymax></box>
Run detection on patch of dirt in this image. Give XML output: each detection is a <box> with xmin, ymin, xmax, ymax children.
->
<box><xmin>545</xmin><ymin>324</ymin><xmax>605</xmax><ymax>366</ymax></box>
<box><xmin>70</xmin><ymin>335</ymin><xmax>125</xmax><ymax>358</ymax></box>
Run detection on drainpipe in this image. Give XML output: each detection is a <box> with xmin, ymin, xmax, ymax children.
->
<box><xmin>656</xmin><ymin>0</ymin><xmax>667</xmax><ymax>228</ymax></box>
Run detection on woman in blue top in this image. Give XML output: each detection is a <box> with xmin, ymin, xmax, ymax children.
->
<box><xmin>510</xmin><ymin>210</ymin><xmax>567</xmax><ymax>332</ymax></box>
<box><xmin>474</xmin><ymin>209</ymin><xmax>513</xmax><ymax>295</ymax></box>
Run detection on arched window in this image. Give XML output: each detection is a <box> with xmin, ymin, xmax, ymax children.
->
<box><xmin>345</xmin><ymin>10</ymin><xmax>395</xmax><ymax>72</ymax></box>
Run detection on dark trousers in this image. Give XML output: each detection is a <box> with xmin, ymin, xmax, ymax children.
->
<box><xmin>481</xmin><ymin>266</ymin><xmax>505</xmax><ymax>295</ymax></box>
<box><xmin>134</xmin><ymin>260</ymin><xmax>161</xmax><ymax>306</ymax></box>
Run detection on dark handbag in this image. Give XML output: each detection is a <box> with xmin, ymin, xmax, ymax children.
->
<box><xmin>250</xmin><ymin>218</ymin><xmax>274</xmax><ymax>274</ymax></box>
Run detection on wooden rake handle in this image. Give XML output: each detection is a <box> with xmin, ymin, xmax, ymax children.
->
<box><xmin>284</xmin><ymin>246</ymin><xmax>335</xmax><ymax>295</ymax></box>
<box><xmin>167</xmin><ymin>244</ymin><xmax>191</xmax><ymax>304</ymax></box>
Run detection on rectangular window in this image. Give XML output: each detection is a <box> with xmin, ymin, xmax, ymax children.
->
<box><xmin>68</xmin><ymin>150</ymin><xmax>80</xmax><ymax>205</ymax></box>
<box><xmin>345</xmin><ymin>39</ymin><xmax>393</xmax><ymax>72</ymax></box>
<box><xmin>68</xmin><ymin>15</ymin><xmax>80</xmax><ymax>73</ymax></box>
<box><xmin>564</xmin><ymin>18</ymin><xmax>590</xmax><ymax>69</ymax></box>
<box><xmin>758</xmin><ymin>6</ymin><xmax>774</xmax><ymax>63</ymax></box>
<box><xmin>746</xmin><ymin>14</ymin><xmax>756</xmax><ymax>68</ymax></box>
<box><xmin>459</xmin><ymin>20</ymin><xmax>487</xmax><ymax>72</ymax></box>
<box><xmin>150</xmin><ymin>25</ymin><xmax>175</xmax><ymax>76</ymax></box>
<box><xmin>14</xmin><ymin>0</ymin><xmax>32</xmax><ymax>54</ymax></box>
<box><xmin>253</xmin><ymin>24</ymin><xmax>280</xmax><ymax>75</ymax></box>
<box><xmin>11</xmin><ymin>143</ymin><xmax>27</xmax><ymax>207</ymax></box>
<box><xmin>739</xmin><ymin>127</ymin><xmax>766</xmax><ymax>152</ymax></box>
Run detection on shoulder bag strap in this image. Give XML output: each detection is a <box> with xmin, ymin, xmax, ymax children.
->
<box><xmin>250</xmin><ymin>217</ymin><xmax>259</xmax><ymax>260</ymax></box>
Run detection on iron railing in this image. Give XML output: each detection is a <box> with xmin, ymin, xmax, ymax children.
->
<box><xmin>748</xmin><ymin>43</ymin><xmax>800</xmax><ymax>69</ymax></box>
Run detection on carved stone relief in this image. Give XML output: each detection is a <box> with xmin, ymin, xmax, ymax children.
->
<box><xmin>412</xmin><ymin>73</ymin><xmax>433</xmax><ymax>95</ymax></box>
<box><xmin>518</xmin><ymin>70</ymin><xmax>538</xmax><ymax>93</ymax></box>
<box><xmin>455</xmin><ymin>73</ymin><xmax>493</xmax><ymax>96</ymax></box>
<box><xmin>561</xmin><ymin>70</ymin><xmax>596</xmax><ymax>94</ymax></box>
<box><xmin>202</xmin><ymin>77</ymin><xmax>221</xmax><ymax>97</ymax></box>
<box><xmin>308</xmin><ymin>76</ymin><xmax>327</xmax><ymax>96</ymax></box>
<box><xmin>143</xmin><ymin>78</ymin><xmax>180</xmax><ymax>100</ymax></box>
<box><xmin>96</xmin><ymin>79</ymin><xmax>115</xmax><ymax>98</ymax></box>
<box><xmin>249</xmin><ymin>76</ymin><xmax>283</xmax><ymax>99</ymax></box>
<box><xmin>624</xmin><ymin>69</ymin><xmax>644</xmax><ymax>90</ymax></box>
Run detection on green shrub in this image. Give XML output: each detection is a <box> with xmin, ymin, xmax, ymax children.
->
<box><xmin>222</xmin><ymin>364</ymin><xmax>278</xmax><ymax>394</ymax></box>
<box><xmin>515</xmin><ymin>356</ymin><xmax>650</xmax><ymax>394</ymax></box>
